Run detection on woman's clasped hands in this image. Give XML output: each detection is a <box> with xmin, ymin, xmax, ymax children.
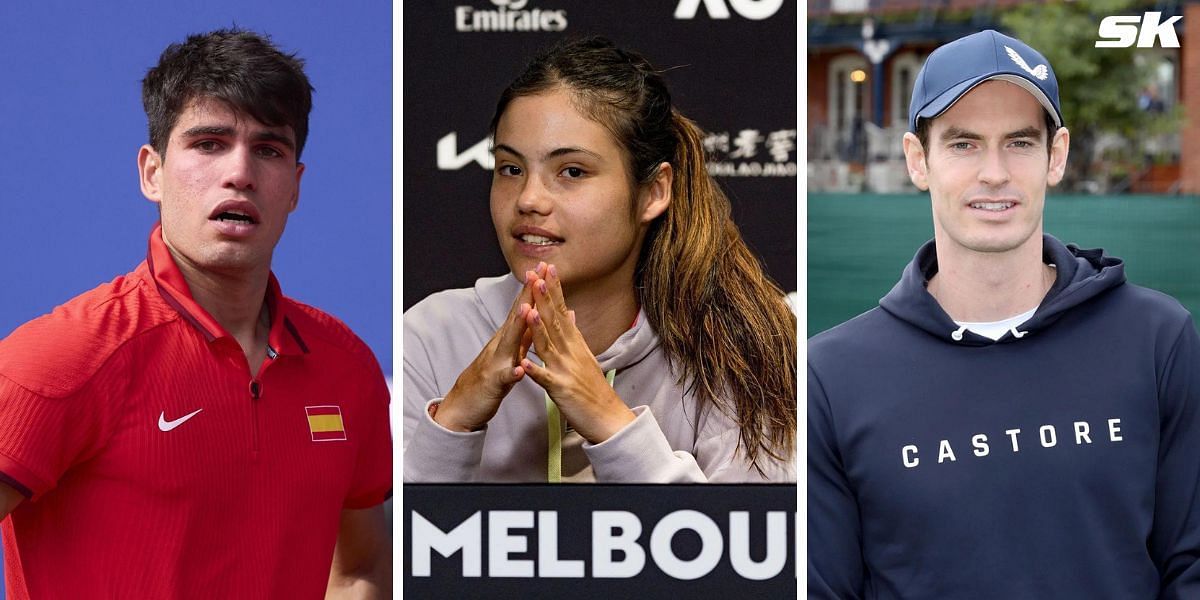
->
<box><xmin>435</xmin><ymin>262</ymin><xmax>635</xmax><ymax>444</ymax></box>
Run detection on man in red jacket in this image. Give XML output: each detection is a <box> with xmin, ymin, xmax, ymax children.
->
<box><xmin>0</xmin><ymin>29</ymin><xmax>391</xmax><ymax>598</ymax></box>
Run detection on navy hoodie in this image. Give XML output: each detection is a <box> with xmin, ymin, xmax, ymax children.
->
<box><xmin>808</xmin><ymin>235</ymin><xmax>1200</xmax><ymax>599</ymax></box>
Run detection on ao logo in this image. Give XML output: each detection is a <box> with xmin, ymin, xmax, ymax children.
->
<box><xmin>674</xmin><ymin>0</ymin><xmax>783</xmax><ymax>20</ymax></box>
<box><xmin>490</xmin><ymin>0</ymin><xmax>528</xmax><ymax>8</ymax></box>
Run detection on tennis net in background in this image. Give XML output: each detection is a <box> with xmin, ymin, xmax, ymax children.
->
<box><xmin>808</xmin><ymin>193</ymin><xmax>1200</xmax><ymax>337</ymax></box>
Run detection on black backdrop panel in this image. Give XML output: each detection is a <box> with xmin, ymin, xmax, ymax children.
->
<box><xmin>403</xmin><ymin>0</ymin><xmax>797</xmax><ymax>309</ymax></box>
<box><xmin>405</xmin><ymin>484</ymin><xmax>797</xmax><ymax>596</ymax></box>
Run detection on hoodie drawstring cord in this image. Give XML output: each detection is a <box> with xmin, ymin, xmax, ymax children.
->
<box><xmin>949</xmin><ymin>324</ymin><xmax>1030</xmax><ymax>342</ymax></box>
<box><xmin>547</xmin><ymin>368</ymin><xmax>616</xmax><ymax>483</ymax></box>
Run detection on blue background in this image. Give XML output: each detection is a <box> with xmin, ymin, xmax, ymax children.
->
<box><xmin>0</xmin><ymin>3</ymin><xmax>390</xmax><ymax>590</ymax></box>
<box><xmin>0</xmin><ymin>0</ymin><xmax>392</xmax><ymax>375</ymax></box>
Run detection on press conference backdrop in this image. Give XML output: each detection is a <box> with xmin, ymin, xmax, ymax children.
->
<box><xmin>809</xmin><ymin>193</ymin><xmax>1200</xmax><ymax>337</ymax></box>
<box><xmin>402</xmin><ymin>0</ymin><xmax>798</xmax><ymax>310</ymax></box>
<box><xmin>402</xmin><ymin>2</ymin><xmax>796</xmax><ymax>593</ymax></box>
<box><xmin>0</xmin><ymin>1</ymin><xmax>391</xmax><ymax>371</ymax></box>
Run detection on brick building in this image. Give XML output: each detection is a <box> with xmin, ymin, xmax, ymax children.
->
<box><xmin>1182</xmin><ymin>2</ymin><xmax>1200</xmax><ymax>193</ymax></box>
<box><xmin>808</xmin><ymin>0</ymin><xmax>1196</xmax><ymax>194</ymax></box>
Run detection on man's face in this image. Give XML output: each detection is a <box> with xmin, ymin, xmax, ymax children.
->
<box><xmin>138</xmin><ymin>96</ymin><xmax>304</xmax><ymax>276</ymax></box>
<box><xmin>903</xmin><ymin>80</ymin><xmax>1068</xmax><ymax>257</ymax></box>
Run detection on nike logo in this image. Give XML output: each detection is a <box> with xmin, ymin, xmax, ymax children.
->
<box><xmin>158</xmin><ymin>408</ymin><xmax>203</xmax><ymax>432</ymax></box>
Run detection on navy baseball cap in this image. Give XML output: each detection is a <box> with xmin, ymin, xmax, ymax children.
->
<box><xmin>908</xmin><ymin>30</ymin><xmax>1062</xmax><ymax>132</ymax></box>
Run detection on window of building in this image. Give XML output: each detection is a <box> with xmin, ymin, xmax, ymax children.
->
<box><xmin>828</xmin><ymin>54</ymin><xmax>870</xmax><ymax>162</ymax></box>
<box><xmin>828</xmin><ymin>54</ymin><xmax>869</xmax><ymax>130</ymax></box>
<box><xmin>890</xmin><ymin>52</ymin><xmax>922</xmax><ymax>128</ymax></box>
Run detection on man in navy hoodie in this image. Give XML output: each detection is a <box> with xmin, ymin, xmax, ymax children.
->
<box><xmin>809</xmin><ymin>30</ymin><xmax>1200</xmax><ymax>598</ymax></box>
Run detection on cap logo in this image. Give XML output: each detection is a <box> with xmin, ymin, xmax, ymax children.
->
<box><xmin>1004</xmin><ymin>46</ymin><xmax>1048</xmax><ymax>81</ymax></box>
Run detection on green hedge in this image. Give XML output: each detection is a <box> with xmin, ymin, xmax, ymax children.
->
<box><xmin>808</xmin><ymin>193</ymin><xmax>1200</xmax><ymax>337</ymax></box>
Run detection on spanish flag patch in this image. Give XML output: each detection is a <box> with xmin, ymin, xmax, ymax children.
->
<box><xmin>306</xmin><ymin>405</ymin><xmax>347</xmax><ymax>442</ymax></box>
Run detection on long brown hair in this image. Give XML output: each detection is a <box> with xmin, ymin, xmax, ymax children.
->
<box><xmin>490</xmin><ymin>37</ymin><xmax>796</xmax><ymax>469</ymax></box>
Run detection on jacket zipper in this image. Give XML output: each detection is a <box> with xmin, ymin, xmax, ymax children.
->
<box><xmin>248</xmin><ymin>379</ymin><xmax>261</xmax><ymax>457</ymax></box>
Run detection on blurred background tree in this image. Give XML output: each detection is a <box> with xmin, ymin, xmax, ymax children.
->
<box><xmin>1001</xmin><ymin>0</ymin><xmax>1180</xmax><ymax>191</ymax></box>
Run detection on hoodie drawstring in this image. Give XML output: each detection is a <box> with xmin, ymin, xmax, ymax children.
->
<box><xmin>950</xmin><ymin>324</ymin><xmax>1030</xmax><ymax>342</ymax></box>
<box><xmin>547</xmin><ymin>368</ymin><xmax>616</xmax><ymax>483</ymax></box>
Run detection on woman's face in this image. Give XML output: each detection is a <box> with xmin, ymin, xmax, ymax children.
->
<box><xmin>490</xmin><ymin>89</ymin><xmax>664</xmax><ymax>297</ymax></box>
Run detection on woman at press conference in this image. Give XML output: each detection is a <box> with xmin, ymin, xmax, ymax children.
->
<box><xmin>403</xmin><ymin>36</ymin><xmax>795</xmax><ymax>483</ymax></box>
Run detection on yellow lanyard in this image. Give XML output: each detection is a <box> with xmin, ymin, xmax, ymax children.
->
<box><xmin>547</xmin><ymin>369</ymin><xmax>616</xmax><ymax>483</ymax></box>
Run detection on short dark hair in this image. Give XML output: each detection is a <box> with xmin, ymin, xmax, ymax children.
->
<box><xmin>142</xmin><ymin>28</ymin><xmax>314</xmax><ymax>159</ymax></box>
<box><xmin>915</xmin><ymin>109</ymin><xmax>1058</xmax><ymax>160</ymax></box>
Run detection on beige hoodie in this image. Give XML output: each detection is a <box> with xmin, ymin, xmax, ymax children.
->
<box><xmin>403</xmin><ymin>275</ymin><xmax>795</xmax><ymax>483</ymax></box>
